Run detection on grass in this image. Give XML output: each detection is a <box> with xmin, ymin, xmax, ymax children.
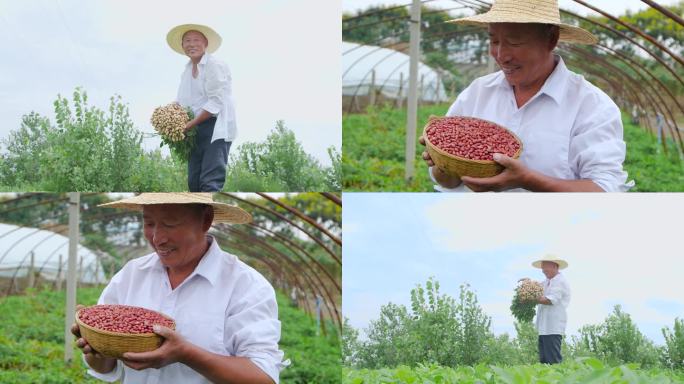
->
<box><xmin>343</xmin><ymin>104</ymin><xmax>684</xmax><ymax>192</ymax></box>
<box><xmin>344</xmin><ymin>358</ymin><xmax>684</xmax><ymax>383</ymax></box>
<box><xmin>0</xmin><ymin>286</ymin><xmax>340</xmax><ymax>383</ymax></box>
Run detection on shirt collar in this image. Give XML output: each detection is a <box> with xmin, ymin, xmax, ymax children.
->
<box><xmin>192</xmin><ymin>235</ymin><xmax>226</xmax><ymax>287</ymax></box>
<box><xmin>547</xmin><ymin>272</ymin><xmax>562</xmax><ymax>281</ymax></box>
<box><xmin>484</xmin><ymin>54</ymin><xmax>569</xmax><ymax>106</ymax></box>
<box><xmin>537</xmin><ymin>55</ymin><xmax>569</xmax><ymax>106</ymax></box>
<box><xmin>138</xmin><ymin>235</ymin><xmax>226</xmax><ymax>287</ymax></box>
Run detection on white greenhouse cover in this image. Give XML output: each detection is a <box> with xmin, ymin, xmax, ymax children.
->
<box><xmin>0</xmin><ymin>223</ymin><xmax>107</xmax><ymax>284</ymax></box>
<box><xmin>342</xmin><ymin>41</ymin><xmax>449</xmax><ymax>102</ymax></box>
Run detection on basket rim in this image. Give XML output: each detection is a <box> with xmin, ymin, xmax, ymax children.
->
<box><xmin>422</xmin><ymin>115</ymin><xmax>523</xmax><ymax>164</ymax></box>
<box><xmin>76</xmin><ymin>305</ymin><xmax>175</xmax><ymax>338</ymax></box>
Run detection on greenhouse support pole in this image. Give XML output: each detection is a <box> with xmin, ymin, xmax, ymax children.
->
<box><xmin>64</xmin><ymin>192</ymin><xmax>80</xmax><ymax>363</ymax></box>
<box><xmin>28</xmin><ymin>251</ymin><xmax>35</xmax><ymax>290</ymax></box>
<box><xmin>315</xmin><ymin>295</ymin><xmax>322</xmax><ymax>336</ymax></box>
<box><xmin>56</xmin><ymin>254</ymin><xmax>63</xmax><ymax>291</ymax></box>
<box><xmin>369</xmin><ymin>69</ymin><xmax>376</xmax><ymax>106</ymax></box>
<box><xmin>405</xmin><ymin>0</ymin><xmax>421</xmax><ymax>181</ymax></box>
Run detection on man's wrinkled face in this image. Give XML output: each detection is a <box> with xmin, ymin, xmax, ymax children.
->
<box><xmin>541</xmin><ymin>261</ymin><xmax>559</xmax><ymax>279</ymax></box>
<box><xmin>488</xmin><ymin>23</ymin><xmax>557</xmax><ymax>89</ymax></box>
<box><xmin>143</xmin><ymin>204</ymin><xmax>211</xmax><ymax>270</ymax></box>
<box><xmin>182</xmin><ymin>30</ymin><xmax>208</xmax><ymax>61</ymax></box>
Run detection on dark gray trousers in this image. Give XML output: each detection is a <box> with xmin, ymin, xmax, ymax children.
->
<box><xmin>187</xmin><ymin>117</ymin><xmax>231</xmax><ymax>192</ymax></box>
<box><xmin>538</xmin><ymin>334</ymin><xmax>563</xmax><ymax>364</ymax></box>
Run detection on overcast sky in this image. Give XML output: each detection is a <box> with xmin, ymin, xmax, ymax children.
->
<box><xmin>343</xmin><ymin>193</ymin><xmax>684</xmax><ymax>345</ymax></box>
<box><xmin>0</xmin><ymin>0</ymin><xmax>340</xmax><ymax>165</ymax></box>
<box><xmin>343</xmin><ymin>0</ymin><xmax>681</xmax><ymax>17</ymax></box>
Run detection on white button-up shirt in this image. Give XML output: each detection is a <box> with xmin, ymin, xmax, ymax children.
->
<box><xmin>430</xmin><ymin>55</ymin><xmax>632</xmax><ymax>192</ymax></box>
<box><xmin>177</xmin><ymin>53</ymin><xmax>237</xmax><ymax>143</ymax></box>
<box><xmin>85</xmin><ymin>236</ymin><xmax>284</xmax><ymax>383</ymax></box>
<box><xmin>535</xmin><ymin>272</ymin><xmax>571</xmax><ymax>336</ymax></box>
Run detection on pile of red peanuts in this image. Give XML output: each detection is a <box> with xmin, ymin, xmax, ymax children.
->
<box><xmin>425</xmin><ymin>116</ymin><xmax>521</xmax><ymax>161</ymax></box>
<box><xmin>79</xmin><ymin>305</ymin><xmax>174</xmax><ymax>334</ymax></box>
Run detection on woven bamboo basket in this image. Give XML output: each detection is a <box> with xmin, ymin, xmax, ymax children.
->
<box><xmin>423</xmin><ymin>115</ymin><xmax>523</xmax><ymax>178</ymax></box>
<box><xmin>75</xmin><ymin>306</ymin><xmax>176</xmax><ymax>358</ymax></box>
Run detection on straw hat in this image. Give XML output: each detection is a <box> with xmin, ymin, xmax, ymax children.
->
<box><xmin>532</xmin><ymin>255</ymin><xmax>568</xmax><ymax>270</ymax></box>
<box><xmin>448</xmin><ymin>0</ymin><xmax>597</xmax><ymax>45</ymax></box>
<box><xmin>98</xmin><ymin>193</ymin><xmax>251</xmax><ymax>224</ymax></box>
<box><xmin>166</xmin><ymin>24</ymin><xmax>222</xmax><ymax>55</ymax></box>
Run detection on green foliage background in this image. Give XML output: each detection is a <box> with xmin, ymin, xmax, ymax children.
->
<box><xmin>344</xmin><ymin>278</ymin><xmax>684</xmax><ymax>382</ymax></box>
<box><xmin>0</xmin><ymin>89</ymin><xmax>340</xmax><ymax>192</ymax></box>
<box><xmin>343</xmin><ymin>104</ymin><xmax>684</xmax><ymax>192</ymax></box>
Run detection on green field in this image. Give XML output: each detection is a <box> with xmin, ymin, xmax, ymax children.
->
<box><xmin>0</xmin><ymin>287</ymin><xmax>340</xmax><ymax>384</ymax></box>
<box><xmin>343</xmin><ymin>104</ymin><xmax>684</xmax><ymax>191</ymax></box>
<box><xmin>344</xmin><ymin>359</ymin><xmax>684</xmax><ymax>384</ymax></box>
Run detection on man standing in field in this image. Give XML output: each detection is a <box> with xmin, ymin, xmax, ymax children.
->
<box><xmin>533</xmin><ymin>256</ymin><xmax>570</xmax><ymax>364</ymax></box>
<box><xmin>167</xmin><ymin>24</ymin><xmax>236</xmax><ymax>192</ymax></box>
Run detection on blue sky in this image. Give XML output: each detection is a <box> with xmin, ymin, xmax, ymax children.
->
<box><xmin>0</xmin><ymin>0</ymin><xmax>340</xmax><ymax>165</ymax></box>
<box><xmin>343</xmin><ymin>193</ymin><xmax>684</xmax><ymax>345</ymax></box>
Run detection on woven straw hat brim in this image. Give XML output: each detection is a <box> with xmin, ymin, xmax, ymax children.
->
<box><xmin>532</xmin><ymin>257</ymin><xmax>569</xmax><ymax>270</ymax></box>
<box><xmin>98</xmin><ymin>193</ymin><xmax>251</xmax><ymax>224</ymax></box>
<box><xmin>166</xmin><ymin>24</ymin><xmax>222</xmax><ymax>55</ymax></box>
<box><xmin>448</xmin><ymin>0</ymin><xmax>597</xmax><ymax>45</ymax></box>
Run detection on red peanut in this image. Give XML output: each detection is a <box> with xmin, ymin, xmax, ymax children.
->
<box><xmin>426</xmin><ymin>117</ymin><xmax>520</xmax><ymax>161</ymax></box>
<box><xmin>79</xmin><ymin>305</ymin><xmax>174</xmax><ymax>334</ymax></box>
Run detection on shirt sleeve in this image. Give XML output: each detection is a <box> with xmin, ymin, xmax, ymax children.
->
<box><xmin>428</xmin><ymin>166</ymin><xmax>464</xmax><ymax>192</ymax></box>
<box><xmin>202</xmin><ymin>60</ymin><xmax>230</xmax><ymax>115</ymax></box>
<box><xmin>569</xmin><ymin>96</ymin><xmax>633</xmax><ymax>192</ymax></box>
<box><xmin>83</xmin><ymin>354</ymin><xmax>124</xmax><ymax>382</ymax></box>
<box><xmin>544</xmin><ymin>280</ymin><xmax>565</xmax><ymax>305</ymax></box>
<box><xmin>225</xmin><ymin>276</ymin><xmax>285</xmax><ymax>384</ymax></box>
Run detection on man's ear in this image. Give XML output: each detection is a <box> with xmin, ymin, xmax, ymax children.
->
<box><xmin>203</xmin><ymin>207</ymin><xmax>214</xmax><ymax>232</ymax></box>
<box><xmin>548</xmin><ymin>26</ymin><xmax>560</xmax><ymax>51</ymax></box>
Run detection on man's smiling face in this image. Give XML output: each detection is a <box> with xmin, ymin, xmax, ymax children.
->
<box><xmin>143</xmin><ymin>204</ymin><xmax>212</xmax><ymax>270</ymax></box>
<box><xmin>488</xmin><ymin>23</ymin><xmax>558</xmax><ymax>89</ymax></box>
<box><xmin>182</xmin><ymin>30</ymin><xmax>208</xmax><ymax>61</ymax></box>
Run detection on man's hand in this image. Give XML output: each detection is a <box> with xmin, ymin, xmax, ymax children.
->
<box><xmin>461</xmin><ymin>153</ymin><xmax>530</xmax><ymax>192</ymax></box>
<box><xmin>419</xmin><ymin>135</ymin><xmax>435</xmax><ymax>167</ymax></box>
<box><xmin>419</xmin><ymin>135</ymin><xmax>462</xmax><ymax>189</ymax></box>
<box><xmin>72</xmin><ymin>305</ymin><xmax>117</xmax><ymax>374</ymax></box>
<box><xmin>121</xmin><ymin>325</ymin><xmax>187</xmax><ymax>370</ymax></box>
<box><xmin>184</xmin><ymin>120</ymin><xmax>196</xmax><ymax>133</ymax></box>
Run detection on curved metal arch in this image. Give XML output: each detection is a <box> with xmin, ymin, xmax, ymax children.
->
<box><xmin>220</xmin><ymin>193</ymin><xmax>341</xmax><ymax>266</ymax></box>
<box><xmin>255</xmin><ymin>193</ymin><xmax>341</xmax><ymax>246</ymax></box>
<box><xmin>220</xmin><ymin>227</ymin><xmax>341</xmax><ymax>334</ymax></box>
<box><xmin>246</xmin><ymin>222</ymin><xmax>340</xmax><ymax>293</ymax></box>
<box><xmin>570</xmin><ymin>0</ymin><xmax>684</xmax><ymax>67</ymax></box>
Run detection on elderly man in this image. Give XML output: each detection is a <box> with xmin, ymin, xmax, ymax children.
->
<box><xmin>532</xmin><ymin>256</ymin><xmax>571</xmax><ymax>364</ymax></box>
<box><xmin>420</xmin><ymin>0</ymin><xmax>632</xmax><ymax>192</ymax></box>
<box><xmin>71</xmin><ymin>193</ymin><xmax>284</xmax><ymax>383</ymax></box>
<box><xmin>167</xmin><ymin>24</ymin><xmax>236</xmax><ymax>192</ymax></box>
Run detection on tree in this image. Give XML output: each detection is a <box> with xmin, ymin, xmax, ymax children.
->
<box><xmin>225</xmin><ymin>121</ymin><xmax>339</xmax><ymax>191</ymax></box>
<box><xmin>572</xmin><ymin>305</ymin><xmax>660</xmax><ymax>367</ymax></box>
<box><xmin>0</xmin><ymin>88</ymin><xmax>185</xmax><ymax>191</ymax></box>
<box><xmin>662</xmin><ymin>317</ymin><xmax>684</xmax><ymax>369</ymax></box>
<box><xmin>350</xmin><ymin>278</ymin><xmax>494</xmax><ymax>368</ymax></box>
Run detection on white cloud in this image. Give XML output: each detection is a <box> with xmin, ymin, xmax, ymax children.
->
<box><xmin>344</xmin><ymin>194</ymin><xmax>684</xmax><ymax>345</ymax></box>
<box><xmin>0</xmin><ymin>0</ymin><xmax>340</xmax><ymax>165</ymax></box>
